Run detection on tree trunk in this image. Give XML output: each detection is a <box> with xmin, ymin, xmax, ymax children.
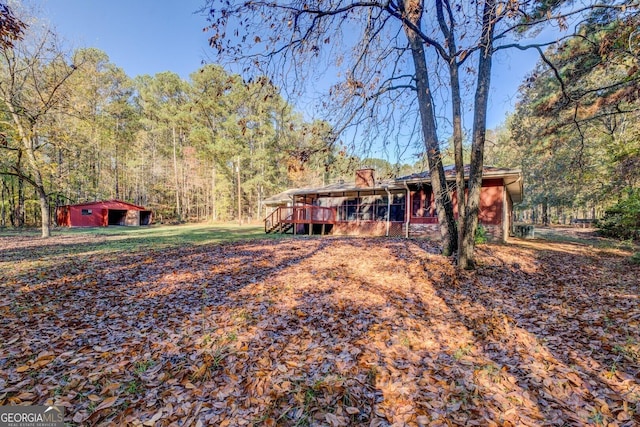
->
<box><xmin>0</xmin><ymin>179</ymin><xmax>6</xmax><ymax>227</ymax></box>
<box><xmin>401</xmin><ymin>0</ymin><xmax>457</xmax><ymax>255</ymax></box>
<box><xmin>211</xmin><ymin>165</ymin><xmax>217</xmax><ymax>221</ymax></box>
<box><xmin>237</xmin><ymin>156</ymin><xmax>242</xmax><ymax>226</ymax></box>
<box><xmin>180</xmin><ymin>131</ymin><xmax>188</xmax><ymax>219</ymax></box>
<box><xmin>542</xmin><ymin>198</ymin><xmax>549</xmax><ymax>226</ymax></box>
<box><xmin>459</xmin><ymin>0</ymin><xmax>496</xmax><ymax>269</ymax></box>
<box><xmin>436</xmin><ymin>0</ymin><xmax>466</xmax><ymax>261</ymax></box>
<box><xmin>35</xmin><ymin>185</ymin><xmax>51</xmax><ymax>237</ymax></box>
<box><xmin>114</xmin><ymin>144</ymin><xmax>120</xmax><ymax>200</ymax></box>
<box><xmin>16</xmin><ymin>167</ymin><xmax>24</xmax><ymax>227</ymax></box>
<box><xmin>257</xmin><ymin>184</ymin><xmax>263</xmax><ymax>220</ymax></box>
<box><xmin>7</xmin><ymin>178</ymin><xmax>16</xmax><ymax>227</ymax></box>
<box><xmin>24</xmin><ymin>136</ymin><xmax>51</xmax><ymax>237</ymax></box>
<box><xmin>172</xmin><ymin>126</ymin><xmax>181</xmax><ymax>221</ymax></box>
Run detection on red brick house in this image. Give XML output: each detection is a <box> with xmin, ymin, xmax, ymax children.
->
<box><xmin>264</xmin><ymin>166</ymin><xmax>522</xmax><ymax>242</ymax></box>
<box><xmin>56</xmin><ymin>200</ymin><xmax>152</xmax><ymax>227</ymax></box>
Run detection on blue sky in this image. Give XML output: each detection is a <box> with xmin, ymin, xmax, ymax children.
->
<box><xmin>44</xmin><ymin>0</ymin><xmax>543</xmax><ymax>153</ymax></box>
<box><xmin>44</xmin><ymin>0</ymin><xmax>212</xmax><ymax>80</ymax></box>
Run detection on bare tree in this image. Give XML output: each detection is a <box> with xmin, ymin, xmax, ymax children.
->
<box><xmin>0</xmin><ymin>25</ymin><xmax>78</xmax><ymax>237</ymax></box>
<box><xmin>204</xmin><ymin>0</ymin><xmax>638</xmax><ymax>266</ymax></box>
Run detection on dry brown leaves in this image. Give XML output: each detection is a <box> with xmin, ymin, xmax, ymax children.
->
<box><xmin>1</xmin><ymin>235</ymin><xmax>639</xmax><ymax>426</ymax></box>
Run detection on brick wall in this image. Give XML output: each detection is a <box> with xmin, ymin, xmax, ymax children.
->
<box><xmin>408</xmin><ymin>223</ymin><xmax>440</xmax><ymax>239</ymax></box>
<box><xmin>409</xmin><ymin>222</ymin><xmax>505</xmax><ymax>242</ymax></box>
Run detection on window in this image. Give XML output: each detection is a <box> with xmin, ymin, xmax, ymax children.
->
<box><xmin>81</xmin><ymin>209</ymin><xmax>92</xmax><ymax>216</ymax></box>
<box><xmin>375</xmin><ymin>201</ymin><xmax>388</xmax><ymax>221</ymax></box>
<box><xmin>336</xmin><ymin>198</ymin><xmax>358</xmax><ymax>221</ymax></box>
<box><xmin>389</xmin><ymin>193</ymin><xmax>406</xmax><ymax>222</ymax></box>
<box><xmin>336</xmin><ymin>193</ymin><xmax>406</xmax><ymax>222</ymax></box>
<box><xmin>412</xmin><ymin>188</ymin><xmax>435</xmax><ymax>218</ymax></box>
<box><xmin>359</xmin><ymin>195</ymin><xmax>384</xmax><ymax>221</ymax></box>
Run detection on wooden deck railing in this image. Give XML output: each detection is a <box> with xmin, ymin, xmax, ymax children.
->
<box><xmin>265</xmin><ymin>205</ymin><xmax>336</xmax><ymax>233</ymax></box>
<box><xmin>264</xmin><ymin>207</ymin><xmax>291</xmax><ymax>233</ymax></box>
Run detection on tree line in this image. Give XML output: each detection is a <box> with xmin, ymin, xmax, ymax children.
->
<box><xmin>0</xmin><ymin>11</ymin><xmax>379</xmax><ymax>236</ymax></box>
<box><xmin>485</xmin><ymin>11</ymin><xmax>640</xmax><ymax>232</ymax></box>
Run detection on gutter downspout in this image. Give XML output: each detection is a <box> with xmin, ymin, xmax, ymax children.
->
<box><xmin>403</xmin><ymin>181</ymin><xmax>410</xmax><ymax>238</ymax></box>
<box><xmin>384</xmin><ymin>186</ymin><xmax>391</xmax><ymax>237</ymax></box>
<box><xmin>502</xmin><ymin>182</ymin><xmax>508</xmax><ymax>243</ymax></box>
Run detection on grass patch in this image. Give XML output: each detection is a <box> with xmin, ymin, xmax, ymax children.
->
<box><xmin>534</xmin><ymin>227</ymin><xmax>638</xmax><ymax>251</ymax></box>
<box><xmin>133</xmin><ymin>359</ymin><xmax>155</xmax><ymax>375</ymax></box>
<box><xmin>64</xmin><ymin>223</ymin><xmax>268</xmax><ymax>250</ymax></box>
<box><xmin>0</xmin><ymin>223</ymin><xmax>280</xmax><ymax>282</ymax></box>
<box><xmin>123</xmin><ymin>380</ymin><xmax>143</xmax><ymax>395</ymax></box>
<box><xmin>0</xmin><ymin>223</ymin><xmax>271</xmax><ymax>260</ymax></box>
<box><xmin>453</xmin><ymin>344</ymin><xmax>473</xmax><ymax>360</ymax></box>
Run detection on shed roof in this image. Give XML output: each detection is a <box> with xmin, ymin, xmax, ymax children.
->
<box><xmin>60</xmin><ymin>200</ymin><xmax>149</xmax><ymax>211</ymax></box>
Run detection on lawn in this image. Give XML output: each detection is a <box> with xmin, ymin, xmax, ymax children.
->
<box><xmin>0</xmin><ymin>225</ymin><xmax>639</xmax><ymax>426</ymax></box>
<box><xmin>0</xmin><ymin>223</ymin><xmax>266</xmax><ymax>257</ymax></box>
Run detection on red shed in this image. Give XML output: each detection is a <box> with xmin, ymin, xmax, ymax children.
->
<box><xmin>56</xmin><ymin>200</ymin><xmax>152</xmax><ymax>227</ymax></box>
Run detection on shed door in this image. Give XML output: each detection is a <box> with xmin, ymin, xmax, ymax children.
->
<box><xmin>108</xmin><ymin>210</ymin><xmax>127</xmax><ymax>226</ymax></box>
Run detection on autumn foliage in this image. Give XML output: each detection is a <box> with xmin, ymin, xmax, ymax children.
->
<box><xmin>1</xmin><ymin>234</ymin><xmax>639</xmax><ymax>425</ymax></box>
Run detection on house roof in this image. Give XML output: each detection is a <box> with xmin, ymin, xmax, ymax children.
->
<box><xmin>396</xmin><ymin>165</ymin><xmax>523</xmax><ymax>203</ymax></box>
<box><xmin>60</xmin><ymin>199</ymin><xmax>149</xmax><ymax>211</ymax></box>
<box><xmin>265</xmin><ymin>165</ymin><xmax>523</xmax><ymax>204</ymax></box>
<box><xmin>396</xmin><ymin>164</ymin><xmax>517</xmax><ymax>181</ymax></box>
<box><xmin>262</xmin><ymin>189</ymin><xmax>300</xmax><ymax>205</ymax></box>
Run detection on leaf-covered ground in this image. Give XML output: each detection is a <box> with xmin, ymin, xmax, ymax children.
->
<box><xmin>1</xmin><ymin>233</ymin><xmax>639</xmax><ymax>426</ymax></box>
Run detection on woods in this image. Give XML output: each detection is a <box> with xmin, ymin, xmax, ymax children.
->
<box><xmin>489</xmin><ymin>10</ymin><xmax>640</xmax><ymax>233</ymax></box>
<box><xmin>0</xmin><ymin>12</ymin><xmax>351</xmax><ymax>233</ymax></box>
<box><xmin>0</xmin><ymin>51</ymin><xmax>345</xmax><ymax>228</ymax></box>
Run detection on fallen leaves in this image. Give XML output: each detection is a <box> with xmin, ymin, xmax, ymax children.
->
<box><xmin>93</xmin><ymin>395</ymin><xmax>118</xmax><ymax>413</ymax></box>
<box><xmin>0</xmin><ymin>235</ymin><xmax>639</xmax><ymax>425</ymax></box>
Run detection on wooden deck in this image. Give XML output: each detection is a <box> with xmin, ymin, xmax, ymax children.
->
<box><xmin>265</xmin><ymin>205</ymin><xmax>406</xmax><ymax>237</ymax></box>
<box><xmin>265</xmin><ymin>205</ymin><xmax>336</xmax><ymax>235</ymax></box>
